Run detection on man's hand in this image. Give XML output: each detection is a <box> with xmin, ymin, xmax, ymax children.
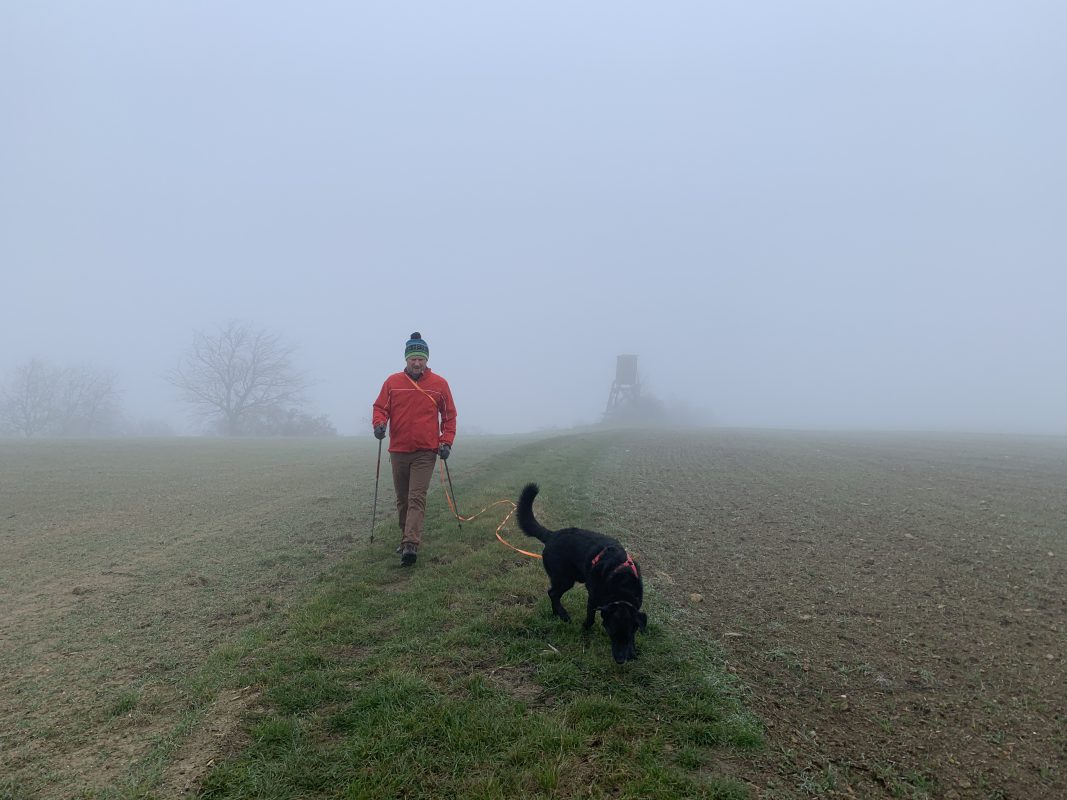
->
<box><xmin>373</xmin><ymin>424</ymin><xmax>386</xmax><ymax>440</ymax></box>
<box><xmin>438</xmin><ymin>443</ymin><xmax>451</xmax><ymax>460</ymax></box>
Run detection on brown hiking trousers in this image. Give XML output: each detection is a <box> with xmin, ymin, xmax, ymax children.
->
<box><xmin>390</xmin><ymin>449</ymin><xmax>438</xmax><ymax>549</ymax></box>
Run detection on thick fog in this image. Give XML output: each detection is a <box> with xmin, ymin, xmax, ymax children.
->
<box><xmin>2</xmin><ymin>2</ymin><xmax>1065</xmax><ymax>436</ymax></box>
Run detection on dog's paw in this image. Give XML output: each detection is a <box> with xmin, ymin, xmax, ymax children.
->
<box><xmin>556</xmin><ymin>610</ymin><xmax>571</xmax><ymax>623</ymax></box>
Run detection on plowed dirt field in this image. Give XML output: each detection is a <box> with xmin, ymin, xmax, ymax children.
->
<box><xmin>586</xmin><ymin>429</ymin><xmax>1065</xmax><ymax>798</ymax></box>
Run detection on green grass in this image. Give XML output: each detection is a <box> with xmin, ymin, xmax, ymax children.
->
<box><xmin>106</xmin><ymin>689</ymin><xmax>141</xmax><ymax>719</ymax></box>
<box><xmin>194</xmin><ymin>434</ymin><xmax>762</xmax><ymax>799</ymax></box>
<box><xmin>0</xmin><ymin>433</ymin><xmax>761</xmax><ymax>798</ymax></box>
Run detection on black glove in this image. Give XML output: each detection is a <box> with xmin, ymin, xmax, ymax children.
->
<box><xmin>373</xmin><ymin>424</ymin><xmax>386</xmax><ymax>440</ymax></box>
<box><xmin>438</xmin><ymin>443</ymin><xmax>451</xmax><ymax>460</ymax></box>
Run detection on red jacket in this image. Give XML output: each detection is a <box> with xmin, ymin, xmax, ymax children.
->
<box><xmin>372</xmin><ymin>368</ymin><xmax>457</xmax><ymax>453</ymax></box>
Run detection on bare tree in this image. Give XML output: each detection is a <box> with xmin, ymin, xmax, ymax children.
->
<box><xmin>57</xmin><ymin>366</ymin><xmax>121</xmax><ymax>435</ymax></box>
<box><xmin>0</xmin><ymin>359</ymin><xmax>61</xmax><ymax>437</ymax></box>
<box><xmin>166</xmin><ymin>321</ymin><xmax>308</xmax><ymax>436</ymax></box>
<box><xmin>0</xmin><ymin>359</ymin><xmax>121</xmax><ymax>437</ymax></box>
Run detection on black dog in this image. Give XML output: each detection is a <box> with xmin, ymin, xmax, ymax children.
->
<box><xmin>516</xmin><ymin>482</ymin><xmax>647</xmax><ymax>663</ymax></box>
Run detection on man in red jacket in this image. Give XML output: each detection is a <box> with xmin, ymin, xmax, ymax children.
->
<box><xmin>372</xmin><ymin>332</ymin><xmax>457</xmax><ymax>566</ymax></box>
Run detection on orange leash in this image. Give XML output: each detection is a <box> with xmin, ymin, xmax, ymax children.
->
<box><xmin>437</xmin><ymin>462</ymin><xmax>542</xmax><ymax>559</ymax></box>
<box><xmin>399</xmin><ymin>374</ymin><xmax>532</xmax><ymax>556</ymax></box>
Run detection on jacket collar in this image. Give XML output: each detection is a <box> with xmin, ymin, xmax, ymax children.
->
<box><xmin>404</xmin><ymin>366</ymin><xmax>432</xmax><ymax>381</ymax></box>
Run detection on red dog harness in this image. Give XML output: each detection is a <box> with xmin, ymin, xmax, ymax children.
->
<box><xmin>590</xmin><ymin>549</ymin><xmax>638</xmax><ymax>578</ymax></box>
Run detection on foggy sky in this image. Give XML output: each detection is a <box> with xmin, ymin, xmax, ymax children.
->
<box><xmin>3</xmin><ymin>2</ymin><xmax>1065</xmax><ymax>436</ymax></box>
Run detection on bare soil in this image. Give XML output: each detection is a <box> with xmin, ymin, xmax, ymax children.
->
<box><xmin>156</xmin><ymin>686</ymin><xmax>260</xmax><ymax>798</ymax></box>
<box><xmin>591</xmin><ymin>429</ymin><xmax>1066</xmax><ymax>799</ymax></box>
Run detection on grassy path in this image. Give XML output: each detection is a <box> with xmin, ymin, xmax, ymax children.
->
<box><xmin>193</xmin><ymin>433</ymin><xmax>761</xmax><ymax>799</ymax></box>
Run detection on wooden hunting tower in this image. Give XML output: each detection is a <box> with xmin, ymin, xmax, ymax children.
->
<box><xmin>604</xmin><ymin>354</ymin><xmax>640</xmax><ymax>419</ymax></box>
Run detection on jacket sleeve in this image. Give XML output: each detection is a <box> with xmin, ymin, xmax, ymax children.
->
<box><xmin>372</xmin><ymin>380</ymin><xmax>391</xmax><ymax>428</ymax></box>
<box><xmin>437</xmin><ymin>379</ymin><xmax>457</xmax><ymax>446</ymax></box>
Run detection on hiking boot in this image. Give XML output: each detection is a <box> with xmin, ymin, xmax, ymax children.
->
<box><xmin>400</xmin><ymin>544</ymin><xmax>417</xmax><ymax>566</ymax></box>
<box><xmin>395</xmin><ymin>544</ymin><xmax>403</xmax><ymax>554</ymax></box>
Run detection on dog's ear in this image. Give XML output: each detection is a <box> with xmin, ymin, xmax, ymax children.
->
<box><xmin>638</xmin><ymin>611</ymin><xmax>648</xmax><ymax>632</ymax></box>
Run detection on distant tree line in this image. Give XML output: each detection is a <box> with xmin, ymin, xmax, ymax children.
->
<box><xmin>601</xmin><ymin>393</ymin><xmax>714</xmax><ymax>428</ymax></box>
<box><xmin>602</xmin><ymin>394</ymin><xmax>667</xmax><ymax>427</ymax></box>
<box><xmin>1</xmin><ymin>321</ymin><xmax>338</xmax><ymax>438</ymax></box>
<box><xmin>0</xmin><ymin>359</ymin><xmax>122</xmax><ymax>437</ymax></box>
<box><xmin>237</xmin><ymin>406</ymin><xmax>337</xmax><ymax>437</ymax></box>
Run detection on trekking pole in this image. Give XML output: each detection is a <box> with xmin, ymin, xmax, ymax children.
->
<box><xmin>443</xmin><ymin>457</ymin><xmax>462</xmax><ymax>530</ymax></box>
<box><xmin>370</xmin><ymin>438</ymin><xmax>383</xmax><ymax>542</ymax></box>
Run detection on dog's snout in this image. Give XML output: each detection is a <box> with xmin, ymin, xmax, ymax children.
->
<box><xmin>612</xmin><ymin>640</ymin><xmax>638</xmax><ymax>664</ymax></box>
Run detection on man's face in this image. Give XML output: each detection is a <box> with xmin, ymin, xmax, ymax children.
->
<box><xmin>406</xmin><ymin>356</ymin><xmax>427</xmax><ymax>376</ymax></box>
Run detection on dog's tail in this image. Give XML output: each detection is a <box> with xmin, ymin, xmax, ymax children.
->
<box><xmin>516</xmin><ymin>482</ymin><xmax>554</xmax><ymax>544</ymax></box>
